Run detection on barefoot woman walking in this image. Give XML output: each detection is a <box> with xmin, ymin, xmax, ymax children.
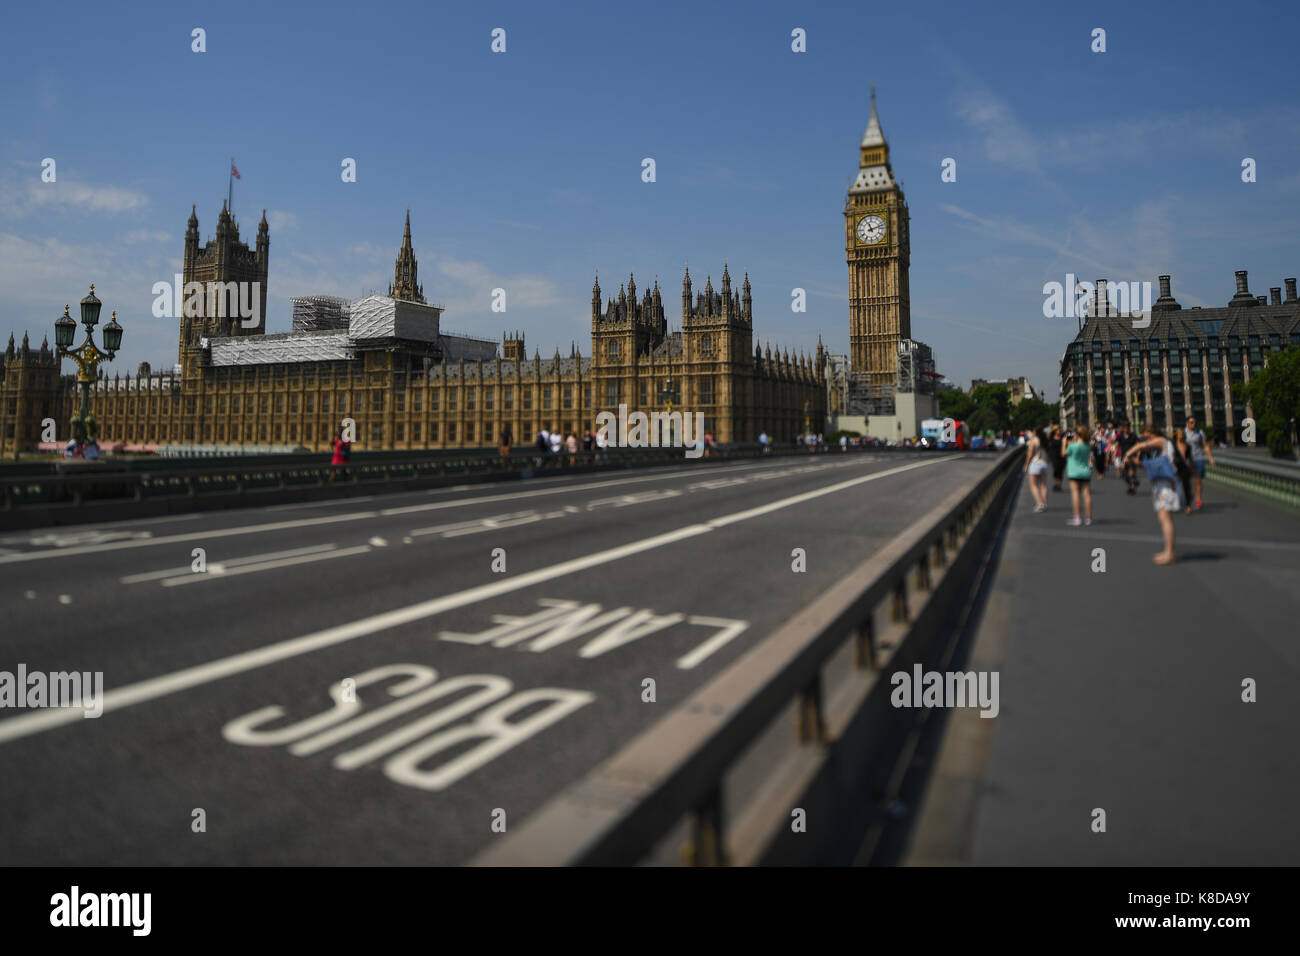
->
<box><xmin>1124</xmin><ymin>424</ymin><xmax>1182</xmax><ymax>565</ymax></box>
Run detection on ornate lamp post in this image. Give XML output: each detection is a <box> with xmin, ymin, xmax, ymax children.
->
<box><xmin>55</xmin><ymin>285</ymin><xmax>123</xmax><ymax>447</ymax></box>
<box><xmin>660</xmin><ymin>377</ymin><xmax>679</xmax><ymax>446</ymax></box>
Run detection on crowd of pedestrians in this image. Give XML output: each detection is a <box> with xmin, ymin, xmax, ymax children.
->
<box><xmin>1023</xmin><ymin>419</ymin><xmax>1219</xmax><ymax>565</ymax></box>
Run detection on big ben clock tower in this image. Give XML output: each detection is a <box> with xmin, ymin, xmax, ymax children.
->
<box><xmin>846</xmin><ymin>86</ymin><xmax>911</xmax><ymax>387</ymax></box>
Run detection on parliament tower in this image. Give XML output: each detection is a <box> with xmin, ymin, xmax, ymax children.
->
<box><xmin>388</xmin><ymin>209</ymin><xmax>425</xmax><ymax>304</ymax></box>
<box><xmin>845</xmin><ymin>87</ymin><xmax>911</xmax><ymax>387</ymax></box>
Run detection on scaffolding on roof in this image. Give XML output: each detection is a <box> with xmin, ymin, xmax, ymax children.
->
<box><xmin>290</xmin><ymin>295</ymin><xmax>351</xmax><ymax>332</ymax></box>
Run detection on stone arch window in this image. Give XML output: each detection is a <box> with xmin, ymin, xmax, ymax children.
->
<box><xmin>702</xmin><ymin>335</ymin><xmax>714</xmax><ymax>357</ymax></box>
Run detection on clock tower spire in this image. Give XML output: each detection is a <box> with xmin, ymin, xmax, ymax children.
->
<box><xmin>845</xmin><ymin>86</ymin><xmax>911</xmax><ymax>387</ymax></box>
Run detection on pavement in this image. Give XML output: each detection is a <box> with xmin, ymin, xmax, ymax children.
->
<box><xmin>0</xmin><ymin>449</ymin><xmax>998</xmax><ymax>865</ymax></box>
<box><xmin>906</xmin><ymin>461</ymin><xmax>1300</xmax><ymax>866</ymax></box>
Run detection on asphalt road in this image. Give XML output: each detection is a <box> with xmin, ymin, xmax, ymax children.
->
<box><xmin>0</xmin><ymin>449</ymin><xmax>996</xmax><ymax>865</ymax></box>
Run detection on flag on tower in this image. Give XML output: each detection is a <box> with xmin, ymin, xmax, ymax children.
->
<box><xmin>231</xmin><ymin>160</ymin><xmax>241</xmax><ymax>180</ymax></box>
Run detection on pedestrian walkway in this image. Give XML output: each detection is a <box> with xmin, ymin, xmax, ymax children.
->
<box><xmin>906</xmin><ymin>468</ymin><xmax>1300</xmax><ymax>865</ymax></box>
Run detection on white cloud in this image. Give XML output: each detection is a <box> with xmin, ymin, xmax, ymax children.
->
<box><xmin>18</xmin><ymin>180</ymin><xmax>149</xmax><ymax>215</ymax></box>
<box><xmin>267</xmin><ymin>210</ymin><xmax>297</xmax><ymax>231</ymax></box>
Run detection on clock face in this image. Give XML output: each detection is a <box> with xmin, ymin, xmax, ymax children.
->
<box><xmin>857</xmin><ymin>215</ymin><xmax>886</xmax><ymax>244</ymax></box>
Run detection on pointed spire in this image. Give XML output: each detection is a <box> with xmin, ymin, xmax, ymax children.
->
<box><xmin>861</xmin><ymin>83</ymin><xmax>885</xmax><ymax>147</ymax></box>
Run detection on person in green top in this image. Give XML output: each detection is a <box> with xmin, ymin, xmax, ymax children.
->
<box><xmin>1065</xmin><ymin>425</ymin><xmax>1094</xmax><ymax>526</ymax></box>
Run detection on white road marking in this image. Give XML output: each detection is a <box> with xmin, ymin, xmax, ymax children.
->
<box><xmin>0</xmin><ymin>455</ymin><xmax>955</xmax><ymax>745</ymax></box>
<box><xmin>160</xmin><ymin>545</ymin><xmax>373</xmax><ymax>587</ymax></box>
<box><xmin>0</xmin><ymin>512</ymin><xmax>377</xmax><ymax>566</ymax></box>
<box><xmin>587</xmin><ymin>489</ymin><xmax>684</xmax><ymax>509</ymax></box>
<box><xmin>1016</xmin><ymin>527</ymin><xmax>1300</xmax><ymax>551</ymax></box>
<box><xmin>676</xmin><ymin>616</ymin><xmax>751</xmax><ymax>670</ymax></box>
<box><xmin>120</xmin><ymin>544</ymin><xmax>339</xmax><ymax>584</ymax></box>
<box><xmin>410</xmin><ymin>509</ymin><xmax>571</xmax><ymax>538</ymax></box>
<box><xmin>0</xmin><ymin>456</ymin><xmax>870</xmax><ymax>565</ymax></box>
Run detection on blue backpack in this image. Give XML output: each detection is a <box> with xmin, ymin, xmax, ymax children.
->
<box><xmin>1142</xmin><ymin>441</ymin><xmax>1176</xmax><ymax>482</ymax></box>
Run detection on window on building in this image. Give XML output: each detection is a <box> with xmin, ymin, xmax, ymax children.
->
<box><xmin>466</xmin><ymin>388</ymin><xmax>475</xmax><ymax>410</ymax></box>
<box><xmin>430</xmin><ymin>423</ymin><xmax>439</xmax><ymax>441</ymax></box>
<box><xmin>584</xmin><ymin>387</ymin><xmax>591</xmax><ymax>408</ymax></box>
<box><xmin>372</xmin><ymin>391</ymin><xmax>384</xmax><ymax>412</ymax></box>
<box><xmin>447</xmin><ymin>423</ymin><xmax>457</xmax><ymax>442</ymax></box>
<box><xmin>485</xmin><ymin>389</ymin><xmax>494</xmax><ymax>410</ymax></box>
<box><xmin>563</xmin><ymin>386</ymin><xmax>572</xmax><ymax>410</ymax></box>
<box><xmin>543</xmin><ymin>386</ymin><xmax>552</xmax><ymax>408</ymax></box>
<box><xmin>699</xmin><ymin>376</ymin><xmax>714</xmax><ymax>404</ymax></box>
<box><xmin>290</xmin><ymin>424</ymin><xmax>297</xmax><ymax>441</ymax></box>
<box><xmin>290</xmin><ymin>394</ymin><xmax>299</xmax><ymax>412</ymax></box>
<box><xmin>702</xmin><ymin>335</ymin><xmax>714</xmax><ymax>357</ymax></box>
<box><xmin>219</xmin><ymin>396</ymin><xmax>227</xmax><ymax>413</ymax></box>
<box><xmin>448</xmin><ymin>389</ymin><xmax>457</xmax><ymax>410</ymax></box>
<box><xmin>274</xmin><ymin>424</ymin><xmax>282</xmax><ymax>440</ymax></box>
<box><xmin>608</xmin><ymin>341</ymin><xmax>620</xmax><ymax>359</ymax></box>
<box><xmin>466</xmin><ymin>422</ymin><xmax>475</xmax><ymax>442</ymax></box>
<box><xmin>395</xmin><ymin>422</ymin><xmax>404</xmax><ymax>441</ymax></box>
<box><xmin>504</xmin><ymin>387</ymin><xmax>514</xmax><ymax>409</ymax></box>
<box><xmin>412</xmin><ymin>392</ymin><xmax>422</xmax><ymax>411</ymax></box>
<box><xmin>605</xmin><ymin>381</ymin><xmax>618</xmax><ymax>406</ymax></box>
<box><xmin>412</xmin><ymin>422</ymin><xmax>421</xmax><ymax>441</ymax></box>
<box><xmin>395</xmin><ymin>391</ymin><xmax>405</xmax><ymax>412</ymax></box>
<box><xmin>370</xmin><ymin>423</ymin><xmax>383</xmax><ymax>443</ymax></box>
<box><xmin>522</xmin><ymin>388</ymin><xmax>532</xmax><ymax>410</ymax></box>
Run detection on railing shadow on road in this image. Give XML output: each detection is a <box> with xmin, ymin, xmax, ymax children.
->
<box><xmin>471</xmin><ymin>447</ymin><xmax>1023</xmax><ymax>867</ymax></box>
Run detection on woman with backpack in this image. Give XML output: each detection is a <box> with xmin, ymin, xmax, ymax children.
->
<box><xmin>1122</xmin><ymin>424</ymin><xmax>1182</xmax><ymax>565</ymax></box>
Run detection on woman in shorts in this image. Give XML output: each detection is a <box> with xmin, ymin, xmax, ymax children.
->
<box><xmin>1064</xmin><ymin>425</ymin><xmax>1094</xmax><ymax>526</ymax></box>
<box><xmin>1023</xmin><ymin>427</ymin><xmax>1051</xmax><ymax>512</ymax></box>
<box><xmin>1123</xmin><ymin>424</ymin><xmax>1182</xmax><ymax>565</ymax></box>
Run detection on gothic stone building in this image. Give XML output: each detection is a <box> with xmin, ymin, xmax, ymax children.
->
<box><xmin>1</xmin><ymin>209</ymin><xmax>825</xmax><ymax>456</ymax></box>
<box><xmin>1059</xmin><ymin>272</ymin><xmax>1300</xmax><ymax>439</ymax></box>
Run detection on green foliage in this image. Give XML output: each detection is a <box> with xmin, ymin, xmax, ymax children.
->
<box><xmin>967</xmin><ymin>407</ymin><xmax>1000</xmax><ymax>436</ymax></box>
<box><xmin>1011</xmin><ymin>397</ymin><xmax>1053</xmax><ymax>432</ymax></box>
<box><xmin>937</xmin><ymin>388</ymin><xmax>974</xmax><ymax>421</ymax></box>
<box><xmin>969</xmin><ymin>384</ymin><xmax>1011</xmax><ymax>430</ymax></box>
<box><xmin>1244</xmin><ymin>346</ymin><xmax>1300</xmax><ymax>456</ymax></box>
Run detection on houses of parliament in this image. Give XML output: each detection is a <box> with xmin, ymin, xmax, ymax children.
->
<box><xmin>0</xmin><ymin>93</ymin><xmax>930</xmax><ymax>457</ymax></box>
<box><xmin>0</xmin><ymin>206</ymin><xmax>827</xmax><ymax>456</ymax></box>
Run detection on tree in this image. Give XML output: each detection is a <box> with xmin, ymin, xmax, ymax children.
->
<box><xmin>968</xmin><ymin>406</ymin><xmax>1000</xmax><ymax>436</ymax></box>
<box><xmin>1011</xmin><ymin>396</ymin><xmax>1053</xmax><ymax>432</ymax></box>
<box><xmin>937</xmin><ymin>388</ymin><xmax>974</xmax><ymax>421</ymax></box>
<box><xmin>969</xmin><ymin>384</ymin><xmax>1012</xmax><ymax>431</ymax></box>
<box><xmin>1244</xmin><ymin>345</ymin><xmax>1300</xmax><ymax>457</ymax></box>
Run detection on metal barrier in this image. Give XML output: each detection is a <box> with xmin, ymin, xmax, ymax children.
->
<box><xmin>1207</xmin><ymin>450</ymin><xmax>1300</xmax><ymax>511</ymax></box>
<box><xmin>472</xmin><ymin>446</ymin><xmax>1021</xmax><ymax>866</ymax></box>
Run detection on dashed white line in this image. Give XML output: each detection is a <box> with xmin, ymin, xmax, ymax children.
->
<box><xmin>0</xmin><ymin>455</ymin><xmax>956</xmax><ymax>745</ymax></box>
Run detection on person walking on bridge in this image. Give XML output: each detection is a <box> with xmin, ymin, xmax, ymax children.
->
<box><xmin>1183</xmin><ymin>416</ymin><xmax>1216</xmax><ymax>510</ymax></box>
<box><xmin>1065</xmin><ymin>425</ymin><xmax>1094</xmax><ymax>526</ymax></box>
<box><xmin>1124</xmin><ymin>424</ymin><xmax>1182</xmax><ymax>565</ymax></box>
<box><xmin>1024</xmin><ymin>427</ymin><xmax>1051</xmax><ymax>512</ymax></box>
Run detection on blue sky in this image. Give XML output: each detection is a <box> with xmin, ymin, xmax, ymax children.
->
<box><xmin>3</xmin><ymin>0</ymin><xmax>1298</xmax><ymax>400</ymax></box>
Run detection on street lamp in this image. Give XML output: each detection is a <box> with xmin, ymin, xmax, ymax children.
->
<box><xmin>660</xmin><ymin>377</ymin><xmax>679</xmax><ymax>445</ymax></box>
<box><xmin>1130</xmin><ymin>362</ymin><xmax>1143</xmax><ymax>431</ymax></box>
<box><xmin>55</xmin><ymin>284</ymin><xmax>123</xmax><ymax>448</ymax></box>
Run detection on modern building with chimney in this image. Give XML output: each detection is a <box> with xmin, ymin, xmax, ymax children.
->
<box><xmin>1059</xmin><ymin>272</ymin><xmax>1300</xmax><ymax>439</ymax></box>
